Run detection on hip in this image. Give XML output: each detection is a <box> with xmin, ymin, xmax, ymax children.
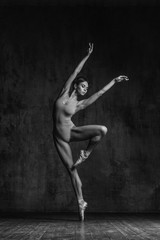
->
<box><xmin>53</xmin><ymin>121</ymin><xmax>76</xmax><ymax>142</ymax></box>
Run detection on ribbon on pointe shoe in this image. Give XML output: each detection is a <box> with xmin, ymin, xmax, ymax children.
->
<box><xmin>72</xmin><ymin>150</ymin><xmax>89</xmax><ymax>169</ymax></box>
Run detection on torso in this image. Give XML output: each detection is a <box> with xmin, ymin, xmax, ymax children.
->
<box><xmin>53</xmin><ymin>94</ymin><xmax>78</xmax><ymax>142</ymax></box>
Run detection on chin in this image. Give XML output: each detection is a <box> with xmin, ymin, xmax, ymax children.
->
<box><xmin>78</xmin><ymin>91</ymin><xmax>86</xmax><ymax>96</ymax></box>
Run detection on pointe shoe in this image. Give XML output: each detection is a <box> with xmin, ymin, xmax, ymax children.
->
<box><xmin>79</xmin><ymin>199</ymin><xmax>88</xmax><ymax>221</ymax></box>
<box><xmin>72</xmin><ymin>150</ymin><xmax>89</xmax><ymax>169</ymax></box>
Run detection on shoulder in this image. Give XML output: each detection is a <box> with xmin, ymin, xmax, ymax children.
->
<box><xmin>57</xmin><ymin>87</ymin><xmax>70</xmax><ymax>98</ymax></box>
<box><xmin>55</xmin><ymin>94</ymin><xmax>68</xmax><ymax>106</ymax></box>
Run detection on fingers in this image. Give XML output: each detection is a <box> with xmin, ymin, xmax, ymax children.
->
<box><xmin>118</xmin><ymin>75</ymin><xmax>129</xmax><ymax>81</ymax></box>
<box><xmin>123</xmin><ymin>76</ymin><xmax>129</xmax><ymax>81</ymax></box>
<box><xmin>89</xmin><ymin>42</ymin><xmax>93</xmax><ymax>48</ymax></box>
<box><xmin>88</xmin><ymin>42</ymin><xmax>94</xmax><ymax>53</ymax></box>
<box><xmin>115</xmin><ymin>75</ymin><xmax>129</xmax><ymax>83</ymax></box>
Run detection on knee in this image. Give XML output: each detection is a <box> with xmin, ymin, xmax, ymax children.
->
<box><xmin>100</xmin><ymin>126</ymin><xmax>108</xmax><ymax>136</ymax></box>
<box><xmin>92</xmin><ymin>126</ymin><xmax>107</xmax><ymax>142</ymax></box>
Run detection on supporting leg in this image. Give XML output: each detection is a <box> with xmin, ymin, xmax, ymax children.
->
<box><xmin>68</xmin><ymin>168</ymin><xmax>88</xmax><ymax>221</ymax></box>
<box><xmin>54</xmin><ymin>137</ymin><xmax>87</xmax><ymax>220</ymax></box>
<box><xmin>68</xmin><ymin>168</ymin><xmax>83</xmax><ymax>201</ymax></box>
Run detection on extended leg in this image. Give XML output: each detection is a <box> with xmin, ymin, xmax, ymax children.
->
<box><xmin>70</xmin><ymin>125</ymin><xmax>107</xmax><ymax>168</ymax></box>
<box><xmin>85</xmin><ymin>125</ymin><xmax>107</xmax><ymax>154</ymax></box>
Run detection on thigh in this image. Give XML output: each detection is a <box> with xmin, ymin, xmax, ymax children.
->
<box><xmin>70</xmin><ymin>125</ymin><xmax>103</xmax><ymax>142</ymax></box>
<box><xmin>54</xmin><ymin>136</ymin><xmax>73</xmax><ymax>169</ymax></box>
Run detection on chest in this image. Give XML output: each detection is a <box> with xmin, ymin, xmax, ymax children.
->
<box><xmin>64</xmin><ymin>98</ymin><xmax>77</xmax><ymax>113</ymax></box>
<box><xmin>55</xmin><ymin>96</ymin><xmax>77</xmax><ymax>116</ymax></box>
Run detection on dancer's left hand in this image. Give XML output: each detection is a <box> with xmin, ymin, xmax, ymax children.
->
<box><xmin>114</xmin><ymin>75</ymin><xmax>129</xmax><ymax>83</ymax></box>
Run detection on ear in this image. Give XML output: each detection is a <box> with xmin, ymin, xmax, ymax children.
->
<box><xmin>74</xmin><ymin>83</ymin><xmax>77</xmax><ymax>89</ymax></box>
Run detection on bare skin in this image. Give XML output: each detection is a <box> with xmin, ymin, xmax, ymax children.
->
<box><xmin>53</xmin><ymin>43</ymin><xmax>129</xmax><ymax>218</ymax></box>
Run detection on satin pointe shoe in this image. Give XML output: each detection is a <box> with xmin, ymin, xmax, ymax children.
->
<box><xmin>72</xmin><ymin>150</ymin><xmax>89</xmax><ymax>169</ymax></box>
<box><xmin>78</xmin><ymin>199</ymin><xmax>88</xmax><ymax>221</ymax></box>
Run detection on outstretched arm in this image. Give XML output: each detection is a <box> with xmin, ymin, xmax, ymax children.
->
<box><xmin>77</xmin><ymin>75</ymin><xmax>129</xmax><ymax>110</ymax></box>
<box><xmin>59</xmin><ymin>43</ymin><xmax>93</xmax><ymax>96</ymax></box>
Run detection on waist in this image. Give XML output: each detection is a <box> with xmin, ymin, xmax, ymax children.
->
<box><xmin>53</xmin><ymin>119</ymin><xmax>75</xmax><ymax>141</ymax></box>
<box><xmin>54</xmin><ymin>118</ymin><xmax>75</xmax><ymax>127</ymax></box>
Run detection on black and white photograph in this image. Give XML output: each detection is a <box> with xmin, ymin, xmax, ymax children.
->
<box><xmin>0</xmin><ymin>0</ymin><xmax>160</xmax><ymax>239</ymax></box>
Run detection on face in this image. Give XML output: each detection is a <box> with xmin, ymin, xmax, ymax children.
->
<box><xmin>76</xmin><ymin>81</ymin><xmax>89</xmax><ymax>96</ymax></box>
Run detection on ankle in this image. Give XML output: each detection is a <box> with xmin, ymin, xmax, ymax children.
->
<box><xmin>78</xmin><ymin>198</ymin><xmax>84</xmax><ymax>204</ymax></box>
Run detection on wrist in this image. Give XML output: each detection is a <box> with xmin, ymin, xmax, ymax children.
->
<box><xmin>113</xmin><ymin>78</ymin><xmax>117</xmax><ymax>84</ymax></box>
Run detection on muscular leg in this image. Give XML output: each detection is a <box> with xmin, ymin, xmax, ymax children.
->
<box><xmin>70</xmin><ymin>124</ymin><xmax>107</xmax><ymax>156</ymax></box>
<box><xmin>54</xmin><ymin>136</ymin><xmax>83</xmax><ymax>201</ymax></box>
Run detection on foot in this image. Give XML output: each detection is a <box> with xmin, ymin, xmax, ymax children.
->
<box><xmin>72</xmin><ymin>150</ymin><xmax>89</xmax><ymax>169</ymax></box>
<box><xmin>78</xmin><ymin>199</ymin><xmax>88</xmax><ymax>221</ymax></box>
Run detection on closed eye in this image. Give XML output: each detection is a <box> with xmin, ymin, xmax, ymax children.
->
<box><xmin>82</xmin><ymin>85</ymin><xmax>88</xmax><ymax>90</ymax></box>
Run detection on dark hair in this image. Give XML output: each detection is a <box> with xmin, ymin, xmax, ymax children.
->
<box><xmin>73</xmin><ymin>76</ymin><xmax>89</xmax><ymax>87</ymax></box>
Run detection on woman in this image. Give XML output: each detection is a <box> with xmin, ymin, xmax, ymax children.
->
<box><xmin>53</xmin><ymin>43</ymin><xmax>129</xmax><ymax>221</ymax></box>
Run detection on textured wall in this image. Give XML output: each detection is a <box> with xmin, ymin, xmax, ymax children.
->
<box><xmin>0</xmin><ymin>6</ymin><xmax>160</xmax><ymax>213</ymax></box>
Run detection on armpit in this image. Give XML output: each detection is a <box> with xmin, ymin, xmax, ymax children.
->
<box><xmin>76</xmin><ymin>101</ymin><xmax>85</xmax><ymax>112</ymax></box>
<box><xmin>58</xmin><ymin>88</ymin><xmax>69</xmax><ymax>98</ymax></box>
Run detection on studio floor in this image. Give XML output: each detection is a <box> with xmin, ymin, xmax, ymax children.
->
<box><xmin>0</xmin><ymin>213</ymin><xmax>160</xmax><ymax>239</ymax></box>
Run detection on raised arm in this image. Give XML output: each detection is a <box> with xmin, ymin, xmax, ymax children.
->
<box><xmin>59</xmin><ymin>43</ymin><xmax>93</xmax><ymax>96</ymax></box>
<box><xmin>77</xmin><ymin>75</ymin><xmax>129</xmax><ymax>111</ymax></box>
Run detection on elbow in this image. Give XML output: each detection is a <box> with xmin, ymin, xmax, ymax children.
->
<box><xmin>75</xmin><ymin>68</ymin><xmax>81</xmax><ymax>75</ymax></box>
<box><xmin>97</xmin><ymin>91</ymin><xmax>103</xmax><ymax>97</ymax></box>
<box><xmin>73</xmin><ymin>69</ymin><xmax>79</xmax><ymax>77</ymax></box>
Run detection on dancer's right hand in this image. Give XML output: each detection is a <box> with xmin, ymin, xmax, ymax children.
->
<box><xmin>88</xmin><ymin>43</ymin><xmax>94</xmax><ymax>55</ymax></box>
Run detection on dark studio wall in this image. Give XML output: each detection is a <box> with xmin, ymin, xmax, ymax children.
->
<box><xmin>0</xmin><ymin>3</ymin><xmax>160</xmax><ymax>213</ymax></box>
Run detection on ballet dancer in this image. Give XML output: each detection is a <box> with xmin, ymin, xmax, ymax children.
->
<box><xmin>53</xmin><ymin>43</ymin><xmax>129</xmax><ymax>221</ymax></box>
